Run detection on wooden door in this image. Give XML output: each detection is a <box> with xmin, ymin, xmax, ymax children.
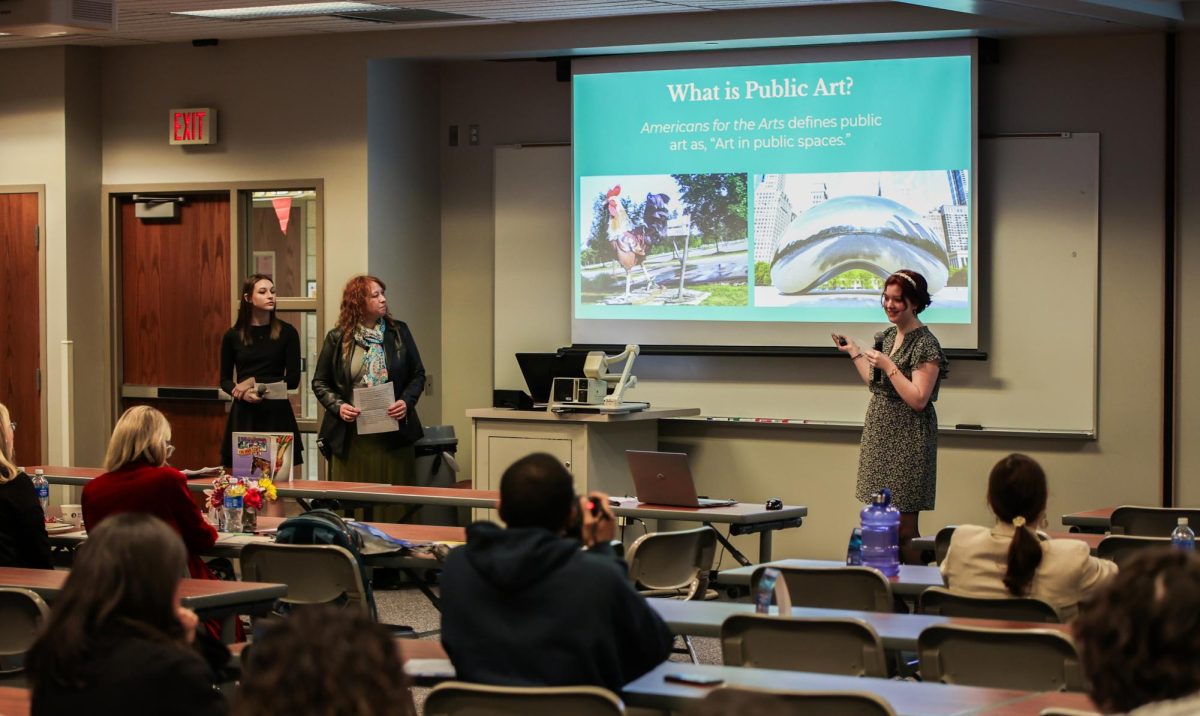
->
<box><xmin>119</xmin><ymin>195</ymin><xmax>229</xmax><ymax>470</ymax></box>
<box><xmin>0</xmin><ymin>193</ymin><xmax>41</xmax><ymax>466</ymax></box>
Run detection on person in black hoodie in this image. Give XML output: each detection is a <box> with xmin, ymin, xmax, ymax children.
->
<box><xmin>440</xmin><ymin>452</ymin><xmax>674</xmax><ymax>691</ymax></box>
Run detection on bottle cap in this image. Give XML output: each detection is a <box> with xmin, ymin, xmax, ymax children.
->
<box><xmin>1179</xmin><ymin>517</ymin><xmax>1189</xmax><ymax>526</ymax></box>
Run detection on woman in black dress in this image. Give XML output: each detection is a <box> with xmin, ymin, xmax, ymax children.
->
<box><xmin>220</xmin><ymin>274</ymin><xmax>302</xmax><ymax>469</ymax></box>
<box><xmin>833</xmin><ymin>269</ymin><xmax>948</xmax><ymax>564</ymax></box>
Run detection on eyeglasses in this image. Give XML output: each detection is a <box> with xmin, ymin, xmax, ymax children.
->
<box><xmin>8</xmin><ymin>421</ymin><xmax>14</xmax><ymax>432</ymax></box>
<box><xmin>166</xmin><ymin>441</ymin><xmax>176</xmax><ymax>459</ymax></box>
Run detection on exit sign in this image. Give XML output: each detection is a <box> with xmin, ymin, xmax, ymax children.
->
<box><xmin>170</xmin><ymin>107</ymin><xmax>217</xmax><ymax>145</ymax></box>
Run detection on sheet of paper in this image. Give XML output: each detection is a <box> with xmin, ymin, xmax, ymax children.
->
<box><xmin>258</xmin><ymin>380</ymin><xmax>290</xmax><ymax>400</ymax></box>
<box><xmin>354</xmin><ymin>383</ymin><xmax>400</xmax><ymax>435</ymax></box>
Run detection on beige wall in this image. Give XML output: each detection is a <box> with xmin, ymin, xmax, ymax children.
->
<box><xmin>1178</xmin><ymin>31</ymin><xmax>1200</xmax><ymax>504</ymax></box>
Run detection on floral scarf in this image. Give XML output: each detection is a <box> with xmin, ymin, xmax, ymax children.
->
<box><xmin>353</xmin><ymin>320</ymin><xmax>389</xmax><ymax>386</ymax></box>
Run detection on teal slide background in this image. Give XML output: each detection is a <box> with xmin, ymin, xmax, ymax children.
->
<box><xmin>573</xmin><ymin>55</ymin><xmax>972</xmax><ymax>323</ymax></box>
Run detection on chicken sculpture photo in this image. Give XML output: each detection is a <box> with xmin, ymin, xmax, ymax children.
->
<box><xmin>606</xmin><ymin>185</ymin><xmax>659</xmax><ymax>298</ymax></box>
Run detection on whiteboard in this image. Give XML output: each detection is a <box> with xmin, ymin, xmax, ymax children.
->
<box><xmin>493</xmin><ymin>135</ymin><xmax>1098</xmax><ymax>436</ymax></box>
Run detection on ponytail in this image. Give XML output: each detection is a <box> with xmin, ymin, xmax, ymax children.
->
<box><xmin>1003</xmin><ymin>518</ymin><xmax>1044</xmax><ymax>596</ymax></box>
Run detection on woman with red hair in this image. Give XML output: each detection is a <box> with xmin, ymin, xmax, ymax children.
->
<box><xmin>312</xmin><ymin>276</ymin><xmax>425</xmax><ymax>515</ymax></box>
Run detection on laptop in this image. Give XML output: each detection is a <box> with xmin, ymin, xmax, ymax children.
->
<box><xmin>515</xmin><ymin>352</ymin><xmax>590</xmax><ymax>407</ymax></box>
<box><xmin>626</xmin><ymin>450</ymin><xmax>737</xmax><ymax>508</ymax></box>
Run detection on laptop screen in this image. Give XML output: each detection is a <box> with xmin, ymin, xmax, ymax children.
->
<box><xmin>515</xmin><ymin>352</ymin><xmax>589</xmax><ymax>404</ymax></box>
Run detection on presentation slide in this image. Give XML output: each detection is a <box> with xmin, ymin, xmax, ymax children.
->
<box><xmin>572</xmin><ymin>53</ymin><xmax>975</xmax><ymax>349</ymax></box>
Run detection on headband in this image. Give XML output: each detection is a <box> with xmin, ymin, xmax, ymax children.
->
<box><xmin>891</xmin><ymin>272</ymin><xmax>917</xmax><ymax>289</ymax></box>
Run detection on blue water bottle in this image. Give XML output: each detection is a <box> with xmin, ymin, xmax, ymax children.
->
<box><xmin>846</xmin><ymin>527</ymin><xmax>863</xmax><ymax>566</ymax></box>
<box><xmin>861</xmin><ymin>488</ymin><xmax>900</xmax><ymax>577</ymax></box>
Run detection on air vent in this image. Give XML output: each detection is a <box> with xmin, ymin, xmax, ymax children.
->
<box><xmin>70</xmin><ymin>0</ymin><xmax>111</xmax><ymax>24</ymax></box>
<box><xmin>330</xmin><ymin>8</ymin><xmax>481</xmax><ymax>23</ymax></box>
<box><xmin>0</xmin><ymin>0</ymin><xmax>115</xmax><ymax>35</ymax></box>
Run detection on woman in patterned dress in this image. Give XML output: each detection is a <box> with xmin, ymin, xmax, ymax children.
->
<box><xmin>833</xmin><ymin>269</ymin><xmax>948</xmax><ymax>564</ymax></box>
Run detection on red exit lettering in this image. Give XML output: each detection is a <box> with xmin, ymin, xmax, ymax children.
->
<box><xmin>172</xmin><ymin>110</ymin><xmax>207</xmax><ymax>142</ymax></box>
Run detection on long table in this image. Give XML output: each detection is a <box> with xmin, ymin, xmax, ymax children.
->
<box><xmin>1061</xmin><ymin>507</ymin><xmax>1114</xmax><ymax>532</ymax></box>
<box><xmin>716</xmin><ymin>559</ymin><xmax>945</xmax><ymax>598</ymax></box>
<box><xmin>621</xmin><ymin>662</ymin><xmax>1098</xmax><ymax>715</ymax></box>
<box><xmin>35</xmin><ymin>465</ymin><xmax>807</xmax><ymax>563</ymax></box>
<box><xmin>648</xmin><ymin>599</ymin><xmax>1072</xmax><ymax>650</ymax></box>
<box><xmin>0</xmin><ymin>566</ymin><xmax>286</xmax><ymax>621</ymax></box>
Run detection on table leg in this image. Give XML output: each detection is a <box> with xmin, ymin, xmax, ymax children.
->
<box><xmin>759</xmin><ymin>531</ymin><xmax>772</xmax><ymax>563</ymax></box>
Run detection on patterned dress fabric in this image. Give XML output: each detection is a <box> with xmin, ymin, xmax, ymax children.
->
<box><xmin>856</xmin><ymin>325</ymin><xmax>949</xmax><ymax>512</ymax></box>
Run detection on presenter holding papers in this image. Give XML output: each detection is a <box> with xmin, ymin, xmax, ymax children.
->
<box><xmin>312</xmin><ymin>275</ymin><xmax>425</xmax><ymax>519</ymax></box>
<box><xmin>833</xmin><ymin>269</ymin><xmax>948</xmax><ymax>564</ymax></box>
<box><xmin>220</xmin><ymin>274</ymin><xmax>304</xmax><ymax>470</ymax></box>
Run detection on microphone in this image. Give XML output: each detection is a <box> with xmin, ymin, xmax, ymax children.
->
<box><xmin>872</xmin><ymin>332</ymin><xmax>884</xmax><ymax>384</ymax></box>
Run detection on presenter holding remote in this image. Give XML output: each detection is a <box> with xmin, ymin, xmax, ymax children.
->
<box><xmin>312</xmin><ymin>275</ymin><xmax>425</xmax><ymax>520</ymax></box>
<box><xmin>833</xmin><ymin>269</ymin><xmax>948</xmax><ymax>564</ymax></box>
<box><xmin>220</xmin><ymin>274</ymin><xmax>303</xmax><ymax>469</ymax></box>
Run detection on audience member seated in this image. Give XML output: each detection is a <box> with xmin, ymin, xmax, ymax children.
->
<box><xmin>233</xmin><ymin>606</ymin><xmax>416</xmax><ymax>716</ymax></box>
<box><xmin>83</xmin><ymin>405</ymin><xmax>218</xmax><ymax>581</ymax></box>
<box><xmin>940</xmin><ymin>453</ymin><xmax>1116</xmax><ymax>619</ymax></box>
<box><xmin>0</xmin><ymin>402</ymin><xmax>51</xmax><ymax>569</ymax></box>
<box><xmin>1074</xmin><ymin>550</ymin><xmax>1200</xmax><ymax>715</ymax></box>
<box><xmin>27</xmin><ymin>513</ymin><xmax>228</xmax><ymax>716</ymax></box>
<box><xmin>440</xmin><ymin>452</ymin><xmax>673</xmax><ymax>691</ymax></box>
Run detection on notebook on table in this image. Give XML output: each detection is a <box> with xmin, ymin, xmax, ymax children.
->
<box><xmin>626</xmin><ymin>450</ymin><xmax>737</xmax><ymax>508</ymax></box>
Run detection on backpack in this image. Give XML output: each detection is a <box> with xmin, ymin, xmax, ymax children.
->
<box><xmin>273</xmin><ymin>509</ymin><xmax>377</xmax><ymax>619</ymax></box>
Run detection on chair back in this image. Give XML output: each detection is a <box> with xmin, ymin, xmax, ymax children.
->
<box><xmin>750</xmin><ymin>565</ymin><xmax>893</xmax><ymax>613</ymax></box>
<box><xmin>1110</xmin><ymin>506</ymin><xmax>1200</xmax><ymax>537</ymax></box>
<box><xmin>627</xmin><ymin>526</ymin><xmax>717</xmax><ymax>599</ymax></box>
<box><xmin>721</xmin><ymin>614</ymin><xmax>889</xmax><ymax>677</ymax></box>
<box><xmin>1096</xmin><ymin>535</ymin><xmax>1172</xmax><ymax>566</ymax></box>
<box><xmin>934</xmin><ymin>526</ymin><xmax>957</xmax><ymax>565</ymax></box>
<box><xmin>0</xmin><ymin>588</ymin><xmax>50</xmax><ymax>673</ymax></box>
<box><xmin>918</xmin><ymin>586</ymin><xmax>1062</xmax><ymax>623</ymax></box>
<box><xmin>424</xmin><ymin>681</ymin><xmax>624</xmax><ymax>715</ymax></box>
<box><xmin>705</xmin><ymin>687</ymin><xmax>898</xmax><ymax>716</ymax></box>
<box><xmin>240</xmin><ymin>543</ymin><xmax>373</xmax><ymax>617</ymax></box>
<box><xmin>918</xmin><ymin>624</ymin><xmax>1085</xmax><ymax>692</ymax></box>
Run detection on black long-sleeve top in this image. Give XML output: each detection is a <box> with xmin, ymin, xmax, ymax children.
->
<box><xmin>219</xmin><ymin>322</ymin><xmax>301</xmax><ymax>395</ymax></box>
<box><xmin>0</xmin><ymin>470</ymin><xmax>53</xmax><ymax>569</ymax></box>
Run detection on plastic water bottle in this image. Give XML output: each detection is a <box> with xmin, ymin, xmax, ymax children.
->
<box><xmin>754</xmin><ymin>567</ymin><xmax>780</xmax><ymax>614</ymax></box>
<box><xmin>846</xmin><ymin>527</ymin><xmax>863</xmax><ymax>566</ymax></box>
<box><xmin>861</xmin><ymin>488</ymin><xmax>900</xmax><ymax>577</ymax></box>
<box><xmin>31</xmin><ymin>468</ymin><xmax>49</xmax><ymax>521</ymax></box>
<box><xmin>223</xmin><ymin>490</ymin><xmax>244</xmax><ymax>534</ymax></box>
<box><xmin>1171</xmin><ymin>517</ymin><xmax>1195</xmax><ymax>551</ymax></box>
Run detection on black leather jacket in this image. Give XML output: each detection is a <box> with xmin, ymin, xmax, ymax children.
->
<box><xmin>311</xmin><ymin>319</ymin><xmax>425</xmax><ymax>459</ymax></box>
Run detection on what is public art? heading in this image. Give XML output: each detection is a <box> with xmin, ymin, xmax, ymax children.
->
<box><xmin>667</xmin><ymin>76</ymin><xmax>855</xmax><ymax>103</ymax></box>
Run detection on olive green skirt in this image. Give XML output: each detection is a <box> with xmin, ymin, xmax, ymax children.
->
<box><xmin>330</xmin><ymin>434</ymin><xmax>415</xmax><ymax>523</ymax></box>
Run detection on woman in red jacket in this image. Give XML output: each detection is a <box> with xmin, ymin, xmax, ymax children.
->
<box><xmin>82</xmin><ymin>405</ymin><xmax>217</xmax><ymax>581</ymax></box>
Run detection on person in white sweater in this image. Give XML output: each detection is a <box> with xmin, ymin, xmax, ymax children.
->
<box><xmin>940</xmin><ymin>453</ymin><xmax>1117</xmax><ymax>620</ymax></box>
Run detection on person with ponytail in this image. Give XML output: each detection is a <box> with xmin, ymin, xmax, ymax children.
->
<box><xmin>940</xmin><ymin>453</ymin><xmax>1117</xmax><ymax>620</ymax></box>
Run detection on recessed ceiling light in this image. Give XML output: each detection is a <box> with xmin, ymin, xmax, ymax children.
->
<box><xmin>172</xmin><ymin>2</ymin><xmax>389</xmax><ymax>20</ymax></box>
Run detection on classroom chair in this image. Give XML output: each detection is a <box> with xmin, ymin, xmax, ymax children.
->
<box><xmin>917</xmin><ymin>586</ymin><xmax>1062</xmax><ymax>623</ymax></box>
<box><xmin>627</xmin><ymin>525</ymin><xmax>718</xmax><ymax>662</ymax></box>
<box><xmin>1096</xmin><ymin>535</ymin><xmax>1172</xmax><ymax>566</ymax></box>
<box><xmin>0</xmin><ymin>587</ymin><xmax>49</xmax><ymax>680</ymax></box>
<box><xmin>750</xmin><ymin>565</ymin><xmax>893</xmax><ymax>613</ymax></box>
<box><xmin>918</xmin><ymin>624</ymin><xmax>1086</xmax><ymax>692</ymax></box>
<box><xmin>1109</xmin><ymin>507</ymin><xmax>1200</xmax><ymax>537</ymax></box>
<box><xmin>424</xmin><ymin>681</ymin><xmax>624</xmax><ymax>715</ymax></box>
<box><xmin>240</xmin><ymin>543</ymin><xmax>372</xmax><ymax>617</ymax></box>
<box><xmin>933</xmin><ymin>525</ymin><xmax>957</xmax><ymax>565</ymax></box>
<box><xmin>721</xmin><ymin>614</ymin><xmax>889</xmax><ymax>677</ymax></box>
<box><xmin>704</xmin><ymin>686</ymin><xmax>898</xmax><ymax>716</ymax></box>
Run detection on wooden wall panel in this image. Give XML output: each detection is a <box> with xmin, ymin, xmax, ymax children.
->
<box><xmin>122</xmin><ymin>398</ymin><xmax>226</xmax><ymax>471</ymax></box>
<box><xmin>250</xmin><ymin>206</ymin><xmax>302</xmax><ymax>297</ymax></box>
<box><xmin>0</xmin><ymin>193</ymin><xmax>41</xmax><ymax>465</ymax></box>
<box><xmin>120</xmin><ymin>195</ymin><xmax>230</xmax><ymax>387</ymax></box>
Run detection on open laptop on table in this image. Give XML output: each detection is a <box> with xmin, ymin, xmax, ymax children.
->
<box><xmin>515</xmin><ymin>352</ymin><xmax>590</xmax><ymax>408</ymax></box>
<box><xmin>626</xmin><ymin>450</ymin><xmax>737</xmax><ymax>508</ymax></box>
